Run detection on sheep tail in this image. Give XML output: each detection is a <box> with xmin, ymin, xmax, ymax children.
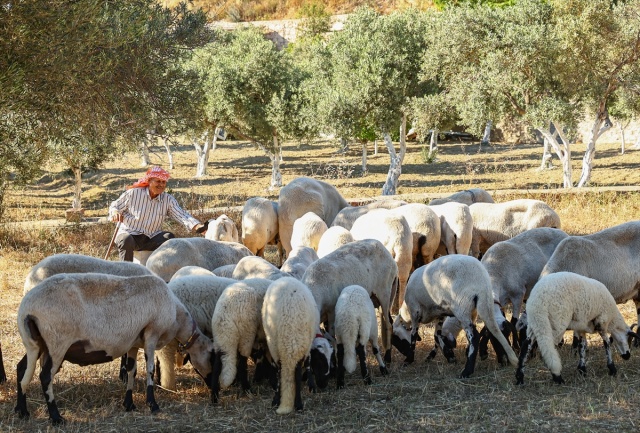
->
<box><xmin>530</xmin><ymin>311</ymin><xmax>562</xmax><ymax>377</ymax></box>
<box><xmin>476</xmin><ymin>289</ymin><xmax>518</xmax><ymax>366</ymax></box>
<box><xmin>219</xmin><ymin>350</ymin><xmax>238</xmax><ymax>389</ymax></box>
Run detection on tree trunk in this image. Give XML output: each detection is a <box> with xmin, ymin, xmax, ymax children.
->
<box><xmin>161</xmin><ymin>136</ymin><xmax>174</xmax><ymax>170</ymax></box>
<box><xmin>140</xmin><ymin>135</ymin><xmax>150</xmax><ymax>167</ymax></box>
<box><xmin>374</xmin><ymin>139</ymin><xmax>378</xmax><ymax>155</ymax></box>
<box><xmin>269</xmin><ymin>135</ymin><xmax>282</xmax><ymax>189</ymax></box>
<box><xmin>194</xmin><ymin>130</ymin><xmax>217</xmax><ymax>178</ymax></box>
<box><xmin>339</xmin><ymin>137</ymin><xmax>348</xmax><ymax>153</ymax></box>
<box><xmin>361</xmin><ymin>141</ymin><xmax>368</xmax><ymax>173</ymax></box>
<box><xmin>429</xmin><ymin>128</ymin><xmax>438</xmax><ymax>152</ymax></box>
<box><xmin>71</xmin><ymin>165</ymin><xmax>83</xmax><ymax>209</ymax></box>
<box><xmin>619</xmin><ymin>121</ymin><xmax>629</xmax><ymax>154</ymax></box>
<box><xmin>537</xmin><ymin>123</ymin><xmax>572</xmax><ymax>188</ymax></box>
<box><xmin>481</xmin><ymin>120</ymin><xmax>492</xmax><ymax>147</ymax></box>
<box><xmin>381</xmin><ymin>116</ymin><xmax>407</xmax><ymax>196</ymax></box>
<box><xmin>540</xmin><ymin>136</ymin><xmax>553</xmax><ymax>170</ymax></box>
<box><xmin>577</xmin><ymin>110</ymin><xmax>612</xmax><ymax>187</ymax></box>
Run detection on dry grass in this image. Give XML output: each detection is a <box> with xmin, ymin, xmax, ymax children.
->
<box><xmin>2</xmin><ymin>138</ymin><xmax>640</xmax><ymax>431</ymax></box>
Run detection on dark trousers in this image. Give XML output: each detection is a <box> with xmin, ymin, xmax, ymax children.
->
<box><xmin>115</xmin><ymin>231</ymin><xmax>175</xmax><ymax>262</ymax></box>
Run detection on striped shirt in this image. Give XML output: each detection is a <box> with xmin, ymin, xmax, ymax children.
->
<box><xmin>108</xmin><ymin>187</ymin><xmax>200</xmax><ymax>238</ymax></box>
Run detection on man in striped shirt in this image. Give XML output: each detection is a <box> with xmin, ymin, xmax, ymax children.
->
<box><xmin>108</xmin><ymin>166</ymin><xmax>206</xmax><ymax>262</ymax></box>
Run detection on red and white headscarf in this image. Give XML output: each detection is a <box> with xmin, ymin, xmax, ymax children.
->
<box><xmin>127</xmin><ymin>166</ymin><xmax>171</xmax><ymax>190</ymax></box>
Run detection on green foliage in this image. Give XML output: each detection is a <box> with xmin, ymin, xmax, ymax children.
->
<box><xmin>434</xmin><ymin>0</ymin><xmax>515</xmax><ymax>9</ymax></box>
<box><xmin>420</xmin><ymin>146</ymin><xmax>438</xmax><ymax>163</ymax></box>
<box><xmin>296</xmin><ymin>1</ymin><xmax>332</xmax><ymax>38</ymax></box>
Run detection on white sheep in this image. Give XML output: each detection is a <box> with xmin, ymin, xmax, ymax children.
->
<box><xmin>169</xmin><ymin>265</ymin><xmax>215</xmax><ymax>281</ymax></box>
<box><xmin>209</xmin><ymin>278</ymin><xmax>273</xmax><ymax>403</ymax></box>
<box><xmin>241</xmin><ymin>197</ymin><xmax>283</xmax><ymax>264</ymax></box>
<box><xmin>316</xmin><ymin>226</ymin><xmax>354</xmax><ymax>258</ymax></box>
<box><xmin>350</xmin><ymin>209</ymin><xmax>413</xmax><ymax>312</ymax></box>
<box><xmin>23</xmin><ymin>253</ymin><xmax>152</xmax><ymax>293</ymax></box>
<box><xmin>204</xmin><ymin>214</ymin><xmax>239</xmax><ymax>243</ymax></box>
<box><xmin>212</xmin><ymin>264</ymin><xmax>237</xmax><ymax>278</ymax></box>
<box><xmin>146</xmin><ymin>238</ymin><xmax>252</xmax><ymax>282</ymax></box>
<box><xmin>428</xmin><ymin>188</ymin><xmax>495</xmax><ymax>206</ymax></box>
<box><xmin>334</xmin><ymin>285</ymin><xmax>387</xmax><ymax>389</ymax></box>
<box><xmin>261</xmin><ymin>277</ymin><xmax>319</xmax><ymax>414</ymax></box>
<box><xmin>387</xmin><ymin>203</ymin><xmax>442</xmax><ymax>268</ymax></box>
<box><xmin>429</xmin><ymin>202</ymin><xmax>473</xmax><ymax>256</ymax></box>
<box><xmin>278</xmin><ymin>177</ymin><xmax>349</xmax><ymax>257</ymax></box>
<box><xmin>469</xmin><ymin>199</ymin><xmax>561</xmax><ymax>258</ymax></box>
<box><xmin>15</xmin><ymin>273</ymin><xmax>214</xmax><ymax>425</ymax></box>
<box><xmin>515</xmin><ymin>272</ymin><xmax>639</xmax><ymax>385</ymax></box>
<box><xmin>231</xmin><ymin>255</ymin><xmax>290</xmax><ymax>281</ymax></box>
<box><xmin>157</xmin><ymin>274</ymin><xmax>237</xmax><ymax>390</ymax></box>
<box><xmin>331</xmin><ymin>199</ymin><xmax>408</xmax><ymax>231</ymax></box>
<box><xmin>290</xmin><ymin>211</ymin><xmax>328</xmax><ymax>252</ymax></box>
<box><xmin>280</xmin><ymin>246</ymin><xmax>319</xmax><ymax>280</ymax></box>
<box><xmin>392</xmin><ymin>255</ymin><xmax>518</xmax><ymax>378</ymax></box>
<box><xmin>540</xmin><ymin>221</ymin><xmax>640</xmax><ymax>336</ymax></box>
<box><xmin>301</xmin><ymin>239</ymin><xmax>398</xmax><ymax>363</ymax></box>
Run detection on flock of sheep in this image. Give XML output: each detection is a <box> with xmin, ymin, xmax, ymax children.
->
<box><xmin>4</xmin><ymin>175</ymin><xmax>640</xmax><ymax>425</ymax></box>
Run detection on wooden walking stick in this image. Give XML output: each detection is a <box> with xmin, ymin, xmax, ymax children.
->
<box><xmin>105</xmin><ymin>220</ymin><xmax>122</xmax><ymax>260</ymax></box>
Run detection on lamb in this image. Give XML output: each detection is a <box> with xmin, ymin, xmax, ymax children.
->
<box><xmin>428</xmin><ymin>188</ymin><xmax>494</xmax><ymax>206</ymax></box>
<box><xmin>301</xmin><ymin>239</ymin><xmax>398</xmax><ymax>363</ymax></box>
<box><xmin>157</xmin><ymin>274</ymin><xmax>237</xmax><ymax>390</ymax></box>
<box><xmin>350</xmin><ymin>209</ymin><xmax>414</xmax><ymax>312</ymax></box>
<box><xmin>14</xmin><ymin>273</ymin><xmax>214</xmax><ymax>425</ymax></box>
<box><xmin>331</xmin><ymin>199</ymin><xmax>408</xmax><ymax>231</ymax></box>
<box><xmin>261</xmin><ymin>277</ymin><xmax>320</xmax><ymax>414</ymax></box>
<box><xmin>278</xmin><ymin>177</ymin><xmax>349</xmax><ymax>256</ymax></box>
<box><xmin>23</xmin><ymin>253</ymin><xmax>152</xmax><ymax>293</ymax></box>
<box><xmin>392</xmin><ymin>255</ymin><xmax>518</xmax><ymax>378</ymax></box>
<box><xmin>515</xmin><ymin>272</ymin><xmax>639</xmax><ymax>385</ymax></box>
<box><xmin>204</xmin><ymin>214</ymin><xmax>239</xmax><ymax>243</ymax></box>
<box><xmin>540</xmin><ymin>221</ymin><xmax>640</xmax><ymax>335</ymax></box>
<box><xmin>334</xmin><ymin>285</ymin><xmax>388</xmax><ymax>389</ymax></box>
<box><xmin>280</xmin><ymin>246</ymin><xmax>319</xmax><ymax>280</ymax></box>
<box><xmin>146</xmin><ymin>238</ymin><xmax>252</xmax><ymax>282</ymax></box>
<box><xmin>428</xmin><ymin>202</ymin><xmax>473</xmax><ymax>256</ymax></box>
<box><xmin>210</xmin><ymin>278</ymin><xmax>273</xmax><ymax>403</ymax></box>
<box><xmin>317</xmin><ymin>226</ymin><xmax>354</xmax><ymax>258</ymax></box>
<box><xmin>169</xmin><ymin>265</ymin><xmax>215</xmax><ymax>281</ymax></box>
<box><xmin>469</xmin><ymin>199</ymin><xmax>561</xmax><ymax>258</ymax></box>
<box><xmin>290</xmin><ymin>211</ymin><xmax>328</xmax><ymax>252</ymax></box>
<box><xmin>231</xmin><ymin>256</ymin><xmax>290</xmax><ymax>281</ymax></box>
<box><xmin>241</xmin><ymin>197</ymin><xmax>283</xmax><ymax>264</ymax></box>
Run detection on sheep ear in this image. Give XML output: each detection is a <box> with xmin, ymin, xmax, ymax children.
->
<box><xmin>630</xmin><ymin>323</ymin><xmax>638</xmax><ymax>332</ymax></box>
<box><xmin>627</xmin><ymin>330</ymin><xmax>640</xmax><ymax>340</ymax></box>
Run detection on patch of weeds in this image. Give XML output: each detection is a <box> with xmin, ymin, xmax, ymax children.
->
<box><xmin>307</xmin><ymin>159</ymin><xmax>356</xmax><ymax>180</ymax></box>
<box><xmin>421</xmin><ymin>146</ymin><xmax>438</xmax><ymax>164</ymax></box>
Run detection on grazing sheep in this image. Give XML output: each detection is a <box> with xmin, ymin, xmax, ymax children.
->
<box><xmin>231</xmin><ymin>256</ymin><xmax>290</xmax><ymax>281</ymax></box>
<box><xmin>429</xmin><ymin>188</ymin><xmax>494</xmax><ymax>206</ymax></box>
<box><xmin>392</xmin><ymin>255</ymin><xmax>518</xmax><ymax>378</ymax></box>
<box><xmin>158</xmin><ymin>274</ymin><xmax>236</xmax><ymax>390</ymax></box>
<box><xmin>146</xmin><ymin>238</ymin><xmax>252</xmax><ymax>282</ymax></box>
<box><xmin>387</xmin><ymin>203</ymin><xmax>442</xmax><ymax>268</ymax></box>
<box><xmin>278</xmin><ymin>177</ymin><xmax>349</xmax><ymax>256</ymax></box>
<box><xmin>335</xmin><ymin>285</ymin><xmax>388</xmax><ymax>389</ymax></box>
<box><xmin>469</xmin><ymin>199</ymin><xmax>561</xmax><ymax>258</ymax></box>
<box><xmin>290</xmin><ymin>212</ymin><xmax>328</xmax><ymax>252</ymax></box>
<box><xmin>169</xmin><ymin>265</ymin><xmax>215</xmax><ymax>281</ymax></box>
<box><xmin>429</xmin><ymin>202</ymin><xmax>473</xmax><ymax>256</ymax></box>
<box><xmin>516</xmin><ymin>272</ymin><xmax>639</xmax><ymax>385</ymax></box>
<box><xmin>350</xmin><ymin>209</ymin><xmax>413</xmax><ymax>312</ymax></box>
<box><xmin>212</xmin><ymin>264</ymin><xmax>237</xmax><ymax>278</ymax></box>
<box><xmin>331</xmin><ymin>199</ymin><xmax>408</xmax><ymax>231</ymax></box>
<box><xmin>301</xmin><ymin>239</ymin><xmax>398</xmax><ymax>363</ymax></box>
<box><xmin>261</xmin><ymin>277</ymin><xmax>319</xmax><ymax>414</ymax></box>
<box><xmin>210</xmin><ymin>278</ymin><xmax>273</xmax><ymax>403</ymax></box>
<box><xmin>204</xmin><ymin>214</ymin><xmax>239</xmax><ymax>243</ymax></box>
<box><xmin>317</xmin><ymin>226</ymin><xmax>354</xmax><ymax>259</ymax></box>
<box><xmin>241</xmin><ymin>197</ymin><xmax>283</xmax><ymax>264</ymax></box>
<box><xmin>280</xmin><ymin>246</ymin><xmax>319</xmax><ymax>280</ymax></box>
<box><xmin>540</xmin><ymin>221</ymin><xmax>640</xmax><ymax>334</ymax></box>
<box><xmin>14</xmin><ymin>273</ymin><xmax>214</xmax><ymax>425</ymax></box>
<box><xmin>23</xmin><ymin>253</ymin><xmax>152</xmax><ymax>293</ymax></box>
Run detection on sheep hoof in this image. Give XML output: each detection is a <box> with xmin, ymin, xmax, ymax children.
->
<box><xmin>50</xmin><ymin>416</ymin><xmax>65</xmax><ymax>426</ymax></box>
<box><xmin>337</xmin><ymin>382</ymin><xmax>345</xmax><ymax>390</ymax></box>
<box><xmin>15</xmin><ymin>408</ymin><xmax>30</xmax><ymax>419</ymax></box>
<box><xmin>384</xmin><ymin>350</ymin><xmax>392</xmax><ymax>364</ymax></box>
<box><xmin>577</xmin><ymin>365</ymin><xmax>587</xmax><ymax>376</ymax></box>
<box><xmin>552</xmin><ymin>374</ymin><xmax>564</xmax><ymax>384</ymax></box>
<box><xmin>515</xmin><ymin>371</ymin><xmax>524</xmax><ymax>385</ymax></box>
<box><xmin>380</xmin><ymin>366</ymin><xmax>388</xmax><ymax>376</ymax></box>
<box><xmin>363</xmin><ymin>376</ymin><xmax>372</xmax><ymax>385</ymax></box>
<box><xmin>608</xmin><ymin>364</ymin><xmax>617</xmax><ymax>376</ymax></box>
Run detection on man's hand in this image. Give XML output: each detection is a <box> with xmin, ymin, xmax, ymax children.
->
<box><xmin>111</xmin><ymin>213</ymin><xmax>123</xmax><ymax>223</ymax></box>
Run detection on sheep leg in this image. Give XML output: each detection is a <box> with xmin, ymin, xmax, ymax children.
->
<box><xmin>294</xmin><ymin>359</ymin><xmax>304</xmax><ymax>412</ymax></box>
<box><xmin>143</xmin><ymin>346</ymin><xmax>160</xmax><ymax>413</ymax></box>
<box><xmin>356</xmin><ymin>343</ymin><xmax>371</xmax><ymax>385</ymax></box>
<box><xmin>600</xmin><ymin>331</ymin><xmax>617</xmax><ymax>376</ymax></box>
<box><xmin>303</xmin><ymin>356</ymin><xmax>316</xmax><ymax>393</ymax></box>
<box><xmin>427</xmin><ymin>320</ymin><xmax>444</xmax><ymax>361</ymax></box>
<box><xmin>576</xmin><ymin>334</ymin><xmax>587</xmax><ymax>376</ymax></box>
<box><xmin>633</xmin><ymin>298</ymin><xmax>640</xmax><ymax>347</ymax></box>
<box><xmin>211</xmin><ymin>350</ymin><xmax>224</xmax><ymax>404</ymax></box>
<box><xmin>272</xmin><ymin>361</ymin><xmax>281</xmax><ymax>408</ymax></box>
<box><xmin>39</xmin><ymin>352</ymin><xmax>64</xmax><ymax>425</ymax></box>
<box><xmin>123</xmin><ymin>348</ymin><xmax>138</xmax><ymax>411</ymax></box>
<box><xmin>237</xmin><ymin>355</ymin><xmax>253</xmax><ymax>396</ymax></box>
<box><xmin>371</xmin><ymin>339</ymin><xmax>388</xmax><ymax>376</ymax></box>
<box><xmin>119</xmin><ymin>354</ymin><xmax>129</xmax><ymax>383</ymax></box>
<box><xmin>485</xmin><ymin>327</ymin><xmax>509</xmax><ymax>366</ymax></box>
<box><xmin>460</xmin><ymin>324</ymin><xmax>480</xmax><ymax>378</ymax></box>
<box><xmin>509</xmin><ymin>316</ymin><xmax>520</xmax><ymax>352</ymax></box>
<box><xmin>515</xmin><ymin>337</ymin><xmax>533</xmax><ymax>385</ymax></box>
<box><xmin>336</xmin><ymin>343</ymin><xmax>346</xmax><ymax>389</ymax></box>
<box><xmin>433</xmin><ymin>324</ymin><xmax>456</xmax><ymax>363</ymax></box>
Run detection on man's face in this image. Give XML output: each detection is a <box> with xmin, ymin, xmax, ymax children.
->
<box><xmin>148</xmin><ymin>177</ymin><xmax>167</xmax><ymax>198</ymax></box>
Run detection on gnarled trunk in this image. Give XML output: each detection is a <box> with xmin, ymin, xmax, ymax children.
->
<box><xmin>577</xmin><ymin>108</ymin><xmax>612</xmax><ymax>187</ymax></box>
<box><xmin>537</xmin><ymin>122</ymin><xmax>572</xmax><ymax>188</ymax></box>
<box><xmin>381</xmin><ymin>115</ymin><xmax>407</xmax><ymax>196</ymax></box>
